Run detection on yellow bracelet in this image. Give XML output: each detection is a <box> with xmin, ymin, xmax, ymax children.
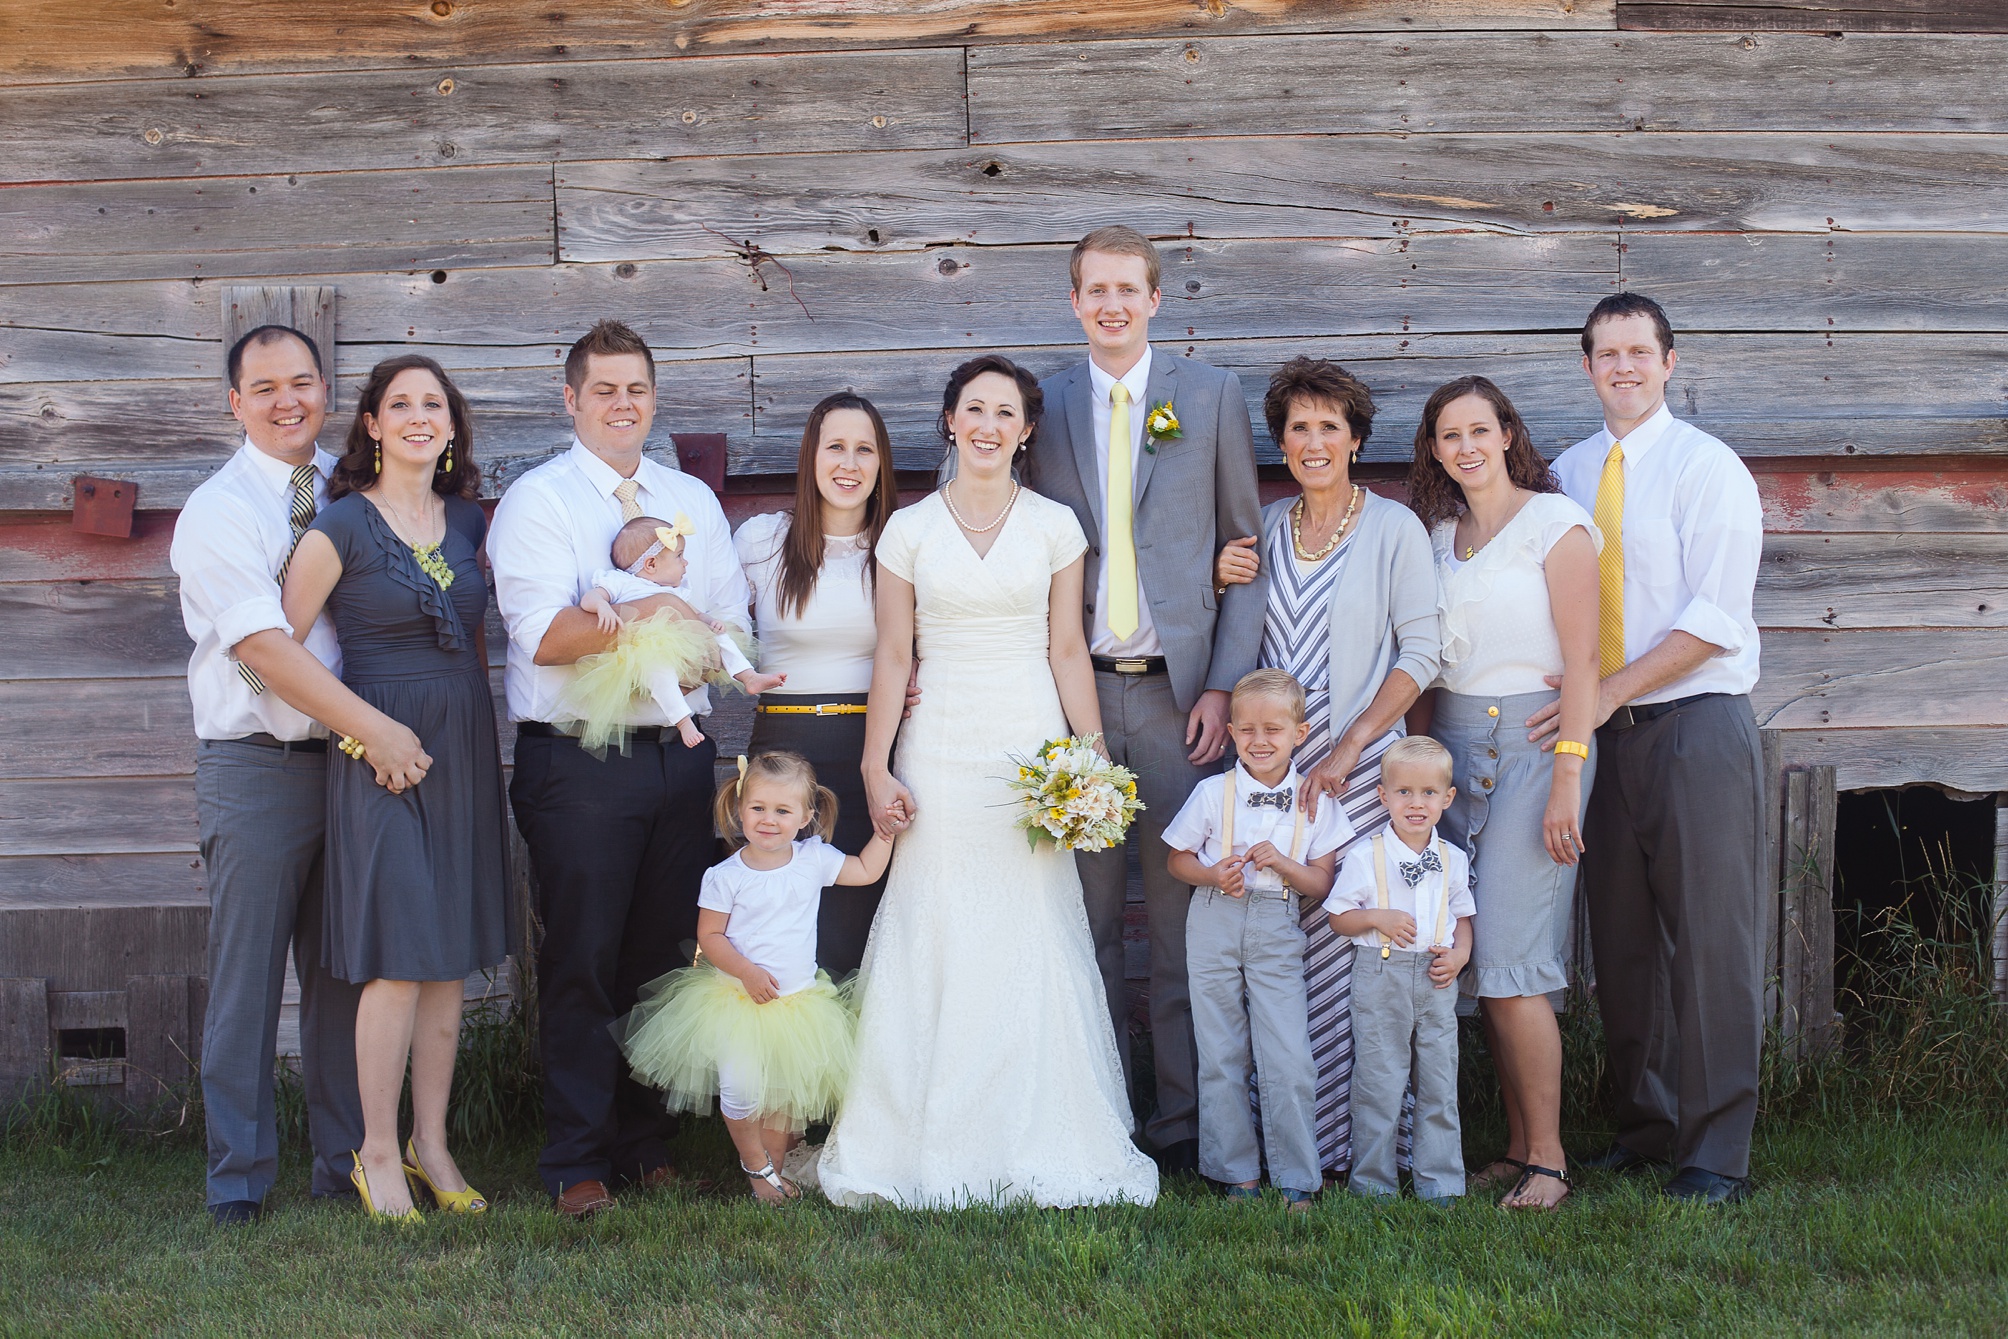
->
<box><xmin>1554</xmin><ymin>740</ymin><xmax>1590</xmax><ymax>761</ymax></box>
<box><xmin>337</xmin><ymin>735</ymin><xmax>367</xmax><ymax>760</ymax></box>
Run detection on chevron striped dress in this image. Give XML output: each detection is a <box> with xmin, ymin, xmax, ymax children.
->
<box><xmin>1257</xmin><ymin>519</ymin><xmax>1401</xmax><ymax>1177</ymax></box>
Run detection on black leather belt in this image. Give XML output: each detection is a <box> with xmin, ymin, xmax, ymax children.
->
<box><xmin>234</xmin><ymin>732</ymin><xmax>328</xmax><ymax>753</ymax></box>
<box><xmin>517</xmin><ymin>719</ymin><xmax>677</xmax><ymax>744</ymax></box>
<box><xmin>1602</xmin><ymin>692</ymin><xmax>1719</xmax><ymax>732</ymax></box>
<box><xmin>1091</xmin><ymin>655</ymin><xmax>1167</xmax><ymax>676</ymax></box>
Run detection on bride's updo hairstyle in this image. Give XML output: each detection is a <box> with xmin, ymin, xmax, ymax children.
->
<box><xmin>713</xmin><ymin>751</ymin><xmax>839</xmax><ymax>851</ymax></box>
<box><xmin>937</xmin><ymin>354</ymin><xmax>1043</xmax><ymax>455</ymax></box>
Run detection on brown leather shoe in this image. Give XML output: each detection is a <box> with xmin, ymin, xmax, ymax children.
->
<box><xmin>553</xmin><ymin>1179</ymin><xmax>615</xmax><ymax>1219</ymax></box>
<box><xmin>631</xmin><ymin>1164</ymin><xmax>678</xmax><ymax>1192</ymax></box>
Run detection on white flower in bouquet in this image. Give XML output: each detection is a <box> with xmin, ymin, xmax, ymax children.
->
<box><xmin>1003</xmin><ymin>733</ymin><xmax>1144</xmax><ymax>853</ymax></box>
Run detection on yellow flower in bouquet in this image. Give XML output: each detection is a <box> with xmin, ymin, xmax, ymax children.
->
<box><xmin>1003</xmin><ymin>733</ymin><xmax>1144</xmax><ymax>853</ymax></box>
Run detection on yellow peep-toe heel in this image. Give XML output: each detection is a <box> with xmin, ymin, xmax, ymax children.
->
<box><xmin>402</xmin><ymin>1138</ymin><xmax>488</xmax><ymax>1214</ymax></box>
<box><xmin>351</xmin><ymin>1151</ymin><xmax>422</xmax><ymax>1222</ymax></box>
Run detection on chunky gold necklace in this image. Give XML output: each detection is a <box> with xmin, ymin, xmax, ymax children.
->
<box><xmin>941</xmin><ymin>481</ymin><xmax>1020</xmax><ymax>534</ymax></box>
<box><xmin>1290</xmin><ymin>486</ymin><xmax>1361</xmax><ymax>563</ymax></box>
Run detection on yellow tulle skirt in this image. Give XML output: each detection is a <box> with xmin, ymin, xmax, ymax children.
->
<box><xmin>619</xmin><ymin>960</ymin><xmax>858</xmax><ymax>1133</ymax></box>
<box><xmin>555</xmin><ymin>609</ymin><xmax>756</xmax><ymax>755</ymax></box>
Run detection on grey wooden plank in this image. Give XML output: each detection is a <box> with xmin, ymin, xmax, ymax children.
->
<box><xmin>1754</xmin><ymin>628</ymin><xmax>2008</xmax><ymax>729</ymax></box>
<box><xmin>1755</xmin><ymin>533</ymin><xmax>2008</xmax><ymax>629</ymax></box>
<box><xmin>556</xmin><ymin>134</ymin><xmax>2008</xmax><ymax>259</ymax></box>
<box><xmin>1759</xmin><ymin>728</ymin><xmax>1784</xmax><ymax>1025</ymax></box>
<box><xmin>1760</xmin><ymin>468</ymin><xmax>2008</xmax><ymax>533</ymax></box>
<box><xmin>1777</xmin><ymin>726</ymin><xmax>2008</xmax><ymax>792</ymax></box>
<box><xmin>0</xmin><ymin>165</ymin><xmax>557</xmax><ymax>286</ymax></box>
<box><xmin>1777</xmin><ymin>767</ymin><xmax>1809</xmax><ymax>1045</ymax></box>
<box><xmin>0</xmin><ymin>50</ymin><xmax>968</xmax><ymax>184</ymax></box>
<box><xmin>0</xmin><ymin>1</ymin><xmax>1613</xmax><ymax>83</ymax></box>
<box><xmin>968</xmin><ymin>33</ymin><xmax>2008</xmax><ymax>142</ymax></box>
<box><xmin>123</xmin><ymin>973</ymin><xmax>197</xmax><ymax>1105</ymax></box>
<box><xmin>0</xmin><ymin>514</ymin><xmax>175</xmax><ymax>584</ymax></box>
<box><xmin>0</xmin><ymin>678</ymin><xmax>195</xmax><ymax>781</ymax></box>
<box><xmin>220</xmin><ymin>286</ymin><xmax>336</xmax><ymax>390</ymax></box>
<box><xmin>1619</xmin><ymin>1</ymin><xmax>2008</xmax><ymax>33</ymax></box>
<box><xmin>0</xmin><ymin>904</ymin><xmax>209</xmax><ymax>981</ymax></box>
<box><xmin>0</xmin><ymin>777</ymin><xmax>198</xmax><ymax>856</ymax></box>
<box><xmin>0</xmin><ymin>977</ymin><xmax>51</xmax><ymax>1099</ymax></box>
<box><xmin>0</xmin><ymin>580</ymin><xmax>189</xmax><ymax>679</ymax></box>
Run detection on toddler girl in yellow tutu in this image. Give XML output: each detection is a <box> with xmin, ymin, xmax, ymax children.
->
<box><xmin>620</xmin><ymin>752</ymin><xmax>893</xmax><ymax>1203</ymax></box>
<box><xmin>560</xmin><ymin>514</ymin><xmax>785</xmax><ymax>753</ymax></box>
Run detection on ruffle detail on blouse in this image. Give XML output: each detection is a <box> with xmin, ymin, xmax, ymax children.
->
<box><xmin>360</xmin><ymin>495</ymin><xmax>468</xmax><ymax>652</ymax></box>
<box><xmin>1431</xmin><ymin>494</ymin><xmax>1599</xmax><ymax>674</ymax></box>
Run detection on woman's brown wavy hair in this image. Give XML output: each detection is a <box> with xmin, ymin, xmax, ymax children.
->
<box><xmin>330</xmin><ymin>354</ymin><xmax>481</xmax><ymax>501</ymax></box>
<box><xmin>1406</xmin><ymin>375</ymin><xmax>1558</xmax><ymax>528</ymax></box>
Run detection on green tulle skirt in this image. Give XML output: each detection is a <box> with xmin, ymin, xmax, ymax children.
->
<box><xmin>554</xmin><ymin>608</ymin><xmax>756</xmax><ymax>755</ymax></box>
<box><xmin>619</xmin><ymin>959</ymin><xmax>859</xmax><ymax>1132</ymax></box>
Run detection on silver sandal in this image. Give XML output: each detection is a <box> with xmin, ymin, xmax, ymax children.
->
<box><xmin>740</xmin><ymin>1157</ymin><xmax>801</xmax><ymax>1203</ymax></box>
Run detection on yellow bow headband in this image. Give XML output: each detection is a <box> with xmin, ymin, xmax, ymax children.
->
<box><xmin>735</xmin><ymin>754</ymin><xmax>749</xmax><ymax>798</ymax></box>
<box><xmin>625</xmin><ymin>513</ymin><xmax>697</xmax><ymax>575</ymax></box>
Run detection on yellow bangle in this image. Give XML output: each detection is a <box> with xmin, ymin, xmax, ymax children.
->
<box><xmin>338</xmin><ymin>735</ymin><xmax>367</xmax><ymax>760</ymax></box>
<box><xmin>1554</xmin><ymin>740</ymin><xmax>1590</xmax><ymax>761</ymax></box>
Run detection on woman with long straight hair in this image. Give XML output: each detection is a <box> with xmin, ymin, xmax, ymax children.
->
<box><xmin>734</xmin><ymin>392</ymin><xmax>902</xmax><ymax>974</ymax></box>
<box><xmin>277</xmin><ymin>354</ymin><xmax>512</xmax><ymax>1219</ymax></box>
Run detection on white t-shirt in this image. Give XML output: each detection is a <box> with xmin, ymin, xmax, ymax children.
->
<box><xmin>698</xmin><ymin>837</ymin><xmax>848</xmax><ymax>996</ymax></box>
<box><xmin>589</xmin><ymin>566</ymin><xmax>753</xmax><ymax>678</ymax></box>
<box><xmin>1431</xmin><ymin>492</ymin><xmax>1600</xmax><ymax>697</ymax></box>
<box><xmin>734</xmin><ymin>511</ymin><xmax>878</xmax><ymax>695</ymax></box>
<box><xmin>1323</xmin><ymin>830</ymin><xmax>1475</xmax><ymax>951</ymax></box>
<box><xmin>1162</xmin><ymin>762</ymin><xmax>1354</xmax><ymax>893</ymax></box>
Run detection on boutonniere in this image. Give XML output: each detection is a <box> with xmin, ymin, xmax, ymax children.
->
<box><xmin>1144</xmin><ymin>400</ymin><xmax>1182</xmax><ymax>454</ymax></box>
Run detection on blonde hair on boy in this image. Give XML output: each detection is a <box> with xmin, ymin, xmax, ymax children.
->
<box><xmin>1230</xmin><ymin>668</ymin><xmax>1307</xmax><ymax>724</ymax></box>
<box><xmin>713</xmin><ymin>751</ymin><xmax>838</xmax><ymax>850</ymax></box>
<box><xmin>1379</xmin><ymin>734</ymin><xmax>1454</xmax><ymax>787</ymax></box>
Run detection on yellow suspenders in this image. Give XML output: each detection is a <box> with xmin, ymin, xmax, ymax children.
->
<box><xmin>1219</xmin><ymin>769</ymin><xmax>1307</xmax><ymax>890</ymax></box>
<box><xmin>1367</xmin><ymin>833</ymin><xmax>1452</xmax><ymax>960</ymax></box>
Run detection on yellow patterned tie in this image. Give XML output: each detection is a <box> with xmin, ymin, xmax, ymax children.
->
<box><xmin>1593</xmin><ymin>439</ymin><xmax>1626</xmax><ymax>678</ymax></box>
<box><xmin>1106</xmin><ymin>384</ymin><xmax>1138</xmax><ymax>640</ymax></box>
<box><xmin>613</xmin><ymin>478</ymin><xmax>643</xmax><ymax>521</ymax></box>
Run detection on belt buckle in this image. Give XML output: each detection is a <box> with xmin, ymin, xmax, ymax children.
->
<box><xmin>1114</xmin><ymin>657</ymin><xmax>1149</xmax><ymax>675</ymax></box>
<box><xmin>813</xmin><ymin>702</ymin><xmax>834</xmax><ymax>717</ymax></box>
<box><xmin>1608</xmin><ymin>704</ymin><xmax>1636</xmax><ymax>731</ymax></box>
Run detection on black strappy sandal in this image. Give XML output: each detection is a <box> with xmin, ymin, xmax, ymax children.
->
<box><xmin>1470</xmin><ymin>1157</ymin><xmax>1529</xmax><ymax>1191</ymax></box>
<box><xmin>1500</xmin><ymin>1163</ymin><xmax>1571</xmax><ymax>1211</ymax></box>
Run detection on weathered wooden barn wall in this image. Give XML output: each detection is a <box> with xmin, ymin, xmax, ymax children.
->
<box><xmin>2</xmin><ymin>1</ymin><xmax>2005</xmax><ymax>1081</ymax></box>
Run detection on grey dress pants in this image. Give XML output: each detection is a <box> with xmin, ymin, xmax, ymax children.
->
<box><xmin>1348</xmin><ymin>947</ymin><xmax>1463</xmax><ymax>1202</ymax></box>
<box><xmin>195</xmin><ymin>738</ymin><xmax>364</xmax><ymax>1206</ymax></box>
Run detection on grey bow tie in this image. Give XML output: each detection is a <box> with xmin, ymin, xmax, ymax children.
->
<box><xmin>1399</xmin><ymin>848</ymin><xmax>1443</xmax><ymax>888</ymax></box>
<box><xmin>1245</xmin><ymin>790</ymin><xmax>1293</xmax><ymax>812</ymax></box>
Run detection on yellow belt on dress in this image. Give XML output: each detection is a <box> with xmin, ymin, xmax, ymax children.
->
<box><xmin>755</xmin><ymin>702</ymin><xmax>867</xmax><ymax>716</ymax></box>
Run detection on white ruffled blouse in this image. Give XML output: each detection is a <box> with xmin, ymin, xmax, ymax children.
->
<box><xmin>1430</xmin><ymin>492</ymin><xmax>1600</xmax><ymax>697</ymax></box>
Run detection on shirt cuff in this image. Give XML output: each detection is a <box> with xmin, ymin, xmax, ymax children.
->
<box><xmin>509</xmin><ymin>605</ymin><xmax>563</xmax><ymax>661</ymax></box>
<box><xmin>1670</xmin><ymin>597</ymin><xmax>1747</xmax><ymax>659</ymax></box>
<box><xmin>214</xmin><ymin>596</ymin><xmax>292</xmax><ymax>658</ymax></box>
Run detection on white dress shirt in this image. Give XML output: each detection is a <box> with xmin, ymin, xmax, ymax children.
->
<box><xmin>1086</xmin><ymin>345</ymin><xmax>1163</xmax><ymax>658</ymax></box>
<box><xmin>489</xmin><ymin>440</ymin><xmax>749</xmax><ymax>724</ymax></box>
<box><xmin>734</xmin><ymin>512</ymin><xmax>878</xmax><ymax>695</ymax></box>
<box><xmin>169</xmin><ymin>439</ymin><xmax>342</xmax><ymax>741</ymax></box>
<box><xmin>1552</xmin><ymin>403</ymin><xmax>1763</xmax><ymax>703</ymax></box>
<box><xmin>1161</xmin><ymin>762</ymin><xmax>1354</xmax><ymax>893</ymax></box>
<box><xmin>1323</xmin><ymin>831</ymin><xmax>1476</xmax><ymax>952</ymax></box>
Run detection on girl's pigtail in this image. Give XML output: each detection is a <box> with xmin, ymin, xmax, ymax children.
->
<box><xmin>712</xmin><ymin>774</ymin><xmax>746</xmax><ymax>850</ymax></box>
<box><xmin>811</xmin><ymin>784</ymin><xmax>840</xmax><ymax>843</ymax></box>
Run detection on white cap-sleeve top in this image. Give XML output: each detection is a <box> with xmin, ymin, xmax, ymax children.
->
<box><xmin>1430</xmin><ymin>492</ymin><xmax>1600</xmax><ymax>697</ymax></box>
<box><xmin>734</xmin><ymin>511</ymin><xmax>878</xmax><ymax>696</ymax></box>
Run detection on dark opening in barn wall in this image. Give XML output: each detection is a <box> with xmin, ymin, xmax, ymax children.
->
<box><xmin>1832</xmin><ymin>788</ymin><xmax>2001</xmax><ymax>1001</ymax></box>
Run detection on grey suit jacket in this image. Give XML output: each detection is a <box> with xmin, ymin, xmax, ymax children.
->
<box><xmin>1031</xmin><ymin>350</ymin><xmax>1265</xmax><ymax>713</ymax></box>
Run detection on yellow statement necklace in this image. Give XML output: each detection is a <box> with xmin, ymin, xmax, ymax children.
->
<box><xmin>375</xmin><ymin>491</ymin><xmax>454</xmax><ymax>590</ymax></box>
<box><xmin>1290</xmin><ymin>486</ymin><xmax>1361</xmax><ymax>563</ymax></box>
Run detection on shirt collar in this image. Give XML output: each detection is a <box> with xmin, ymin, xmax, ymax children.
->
<box><xmin>567</xmin><ymin>437</ymin><xmax>658</xmax><ymax>501</ymax></box>
<box><xmin>1598</xmin><ymin>401</ymin><xmax>1675</xmax><ymax>465</ymax></box>
<box><xmin>1234</xmin><ymin>760</ymin><xmax>1299</xmax><ymax>796</ymax></box>
<box><xmin>239</xmin><ymin>437</ymin><xmax>335</xmax><ymax>486</ymax></box>
<box><xmin>1087</xmin><ymin>345</ymin><xmax>1153</xmax><ymax>406</ymax></box>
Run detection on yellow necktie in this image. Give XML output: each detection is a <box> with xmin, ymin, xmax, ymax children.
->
<box><xmin>614</xmin><ymin>478</ymin><xmax>643</xmax><ymax>521</ymax></box>
<box><xmin>1106</xmin><ymin>383</ymin><xmax>1138</xmax><ymax>640</ymax></box>
<box><xmin>1593</xmin><ymin>439</ymin><xmax>1626</xmax><ymax>678</ymax></box>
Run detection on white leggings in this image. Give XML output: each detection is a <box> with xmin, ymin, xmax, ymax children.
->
<box><xmin>716</xmin><ymin>1056</ymin><xmax>759</xmax><ymax>1122</ymax></box>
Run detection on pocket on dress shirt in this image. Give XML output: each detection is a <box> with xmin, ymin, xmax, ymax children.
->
<box><xmin>1626</xmin><ymin>516</ymin><xmax>1685</xmax><ymax>594</ymax></box>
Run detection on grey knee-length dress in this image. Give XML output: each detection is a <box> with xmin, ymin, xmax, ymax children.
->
<box><xmin>313</xmin><ymin>492</ymin><xmax>512</xmax><ymax>984</ymax></box>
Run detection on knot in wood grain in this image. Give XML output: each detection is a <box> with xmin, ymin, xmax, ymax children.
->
<box><xmin>681</xmin><ymin>110</ymin><xmax>698</xmax><ymax>124</ymax></box>
<box><xmin>871</xmin><ymin>115</ymin><xmax>888</xmax><ymax>129</ymax></box>
<box><xmin>143</xmin><ymin>128</ymin><xmax>163</xmax><ymax>146</ymax></box>
<box><xmin>436</xmin><ymin>77</ymin><xmax>456</xmax><ymax>96</ymax></box>
<box><xmin>430</xmin><ymin>0</ymin><xmax>452</xmax><ymax>16</ymax></box>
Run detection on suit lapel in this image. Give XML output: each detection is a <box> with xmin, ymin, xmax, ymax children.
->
<box><xmin>1064</xmin><ymin>365</ymin><xmax>1103</xmax><ymax>542</ymax></box>
<box><xmin>1134</xmin><ymin>351</ymin><xmax>1178</xmax><ymax>502</ymax></box>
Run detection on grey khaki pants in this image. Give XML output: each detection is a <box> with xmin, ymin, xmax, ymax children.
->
<box><xmin>1348</xmin><ymin>948</ymin><xmax>1463</xmax><ymax>1201</ymax></box>
<box><xmin>1078</xmin><ymin>670</ymin><xmax>1208</xmax><ymax>1149</ymax></box>
<box><xmin>195</xmin><ymin>739</ymin><xmax>364</xmax><ymax>1205</ymax></box>
<box><xmin>1187</xmin><ymin>888</ymin><xmax>1320</xmax><ymax>1192</ymax></box>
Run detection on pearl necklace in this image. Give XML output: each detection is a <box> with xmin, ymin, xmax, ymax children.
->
<box><xmin>1290</xmin><ymin>485</ymin><xmax>1361</xmax><ymax>563</ymax></box>
<box><xmin>941</xmin><ymin>481</ymin><xmax>1020</xmax><ymax>534</ymax></box>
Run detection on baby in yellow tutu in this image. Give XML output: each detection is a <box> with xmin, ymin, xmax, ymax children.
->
<box><xmin>562</xmin><ymin>514</ymin><xmax>785</xmax><ymax>753</ymax></box>
<box><xmin>620</xmin><ymin>752</ymin><xmax>893</xmax><ymax>1203</ymax></box>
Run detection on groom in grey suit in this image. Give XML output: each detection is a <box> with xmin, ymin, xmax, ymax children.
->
<box><xmin>1030</xmin><ymin>226</ymin><xmax>1265</xmax><ymax>1170</ymax></box>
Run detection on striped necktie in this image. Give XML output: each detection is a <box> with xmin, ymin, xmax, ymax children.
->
<box><xmin>614</xmin><ymin>477</ymin><xmax>644</xmax><ymax>521</ymax></box>
<box><xmin>1106</xmin><ymin>383</ymin><xmax>1138</xmax><ymax>640</ymax></box>
<box><xmin>240</xmin><ymin>463</ymin><xmax>320</xmax><ymax>695</ymax></box>
<box><xmin>1593</xmin><ymin>439</ymin><xmax>1626</xmax><ymax>679</ymax></box>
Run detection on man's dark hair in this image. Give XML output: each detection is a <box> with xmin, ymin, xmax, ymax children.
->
<box><xmin>1581</xmin><ymin>292</ymin><xmax>1674</xmax><ymax>359</ymax></box>
<box><xmin>226</xmin><ymin>324</ymin><xmax>324</xmax><ymax>390</ymax></box>
<box><xmin>565</xmin><ymin>318</ymin><xmax>656</xmax><ymax>394</ymax></box>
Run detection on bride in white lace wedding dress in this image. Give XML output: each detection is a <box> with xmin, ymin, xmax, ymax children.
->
<box><xmin>816</xmin><ymin>359</ymin><xmax>1159</xmax><ymax>1209</ymax></box>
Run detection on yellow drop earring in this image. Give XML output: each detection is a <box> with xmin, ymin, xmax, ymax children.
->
<box><xmin>441</xmin><ymin>440</ymin><xmax>453</xmax><ymax>474</ymax></box>
<box><xmin>373</xmin><ymin>441</ymin><xmax>382</xmax><ymax>474</ymax></box>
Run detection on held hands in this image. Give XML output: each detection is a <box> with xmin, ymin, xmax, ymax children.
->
<box><xmin>736</xmin><ymin>964</ymin><xmax>782</xmax><ymax>1005</ymax></box>
<box><xmin>363</xmin><ymin>720</ymin><xmax>431</xmax><ymax>794</ymax></box>
<box><xmin>1215</xmin><ymin>534</ymin><xmax>1260</xmax><ymax>588</ymax></box>
<box><xmin>1428</xmin><ymin>938</ymin><xmax>1469</xmax><ymax>988</ymax></box>
<box><xmin>867</xmin><ymin>767</ymin><xmax>917</xmax><ymax>841</ymax></box>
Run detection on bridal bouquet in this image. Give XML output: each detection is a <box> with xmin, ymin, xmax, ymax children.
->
<box><xmin>1004</xmin><ymin>734</ymin><xmax>1144</xmax><ymax>853</ymax></box>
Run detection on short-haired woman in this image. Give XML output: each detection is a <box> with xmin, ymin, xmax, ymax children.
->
<box><xmin>735</xmin><ymin>392</ymin><xmax>902</xmax><ymax>975</ymax></box>
<box><xmin>1410</xmin><ymin>375</ymin><xmax>1600</xmax><ymax>1211</ymax></box>
<box><xmin>1215</xmin><ymin>356</ymin><xmax>1441</xmax><ymax>1183</ymax></box>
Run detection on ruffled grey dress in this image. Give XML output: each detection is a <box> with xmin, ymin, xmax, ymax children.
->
<box><xmin>313</xmin><ymin>492</ymin><xmax>512</xmax><ymax>984</ymax></box>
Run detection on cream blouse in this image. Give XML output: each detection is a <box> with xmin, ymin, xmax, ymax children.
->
<box><xmin>733</xmin><ymin>511</ymin><xmax>878</xmax><ymax>696</ymax></box>
<box><xmin>1430</xmin><ymin>492</ymin><xmax>1600</xmax><ymax>698</ymax></box>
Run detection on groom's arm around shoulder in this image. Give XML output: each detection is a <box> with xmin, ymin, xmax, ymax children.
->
<box><xmin>1199</xmin><ymin>360</ymin><xmax>1264</xmax><ymax>694</ymax></box>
